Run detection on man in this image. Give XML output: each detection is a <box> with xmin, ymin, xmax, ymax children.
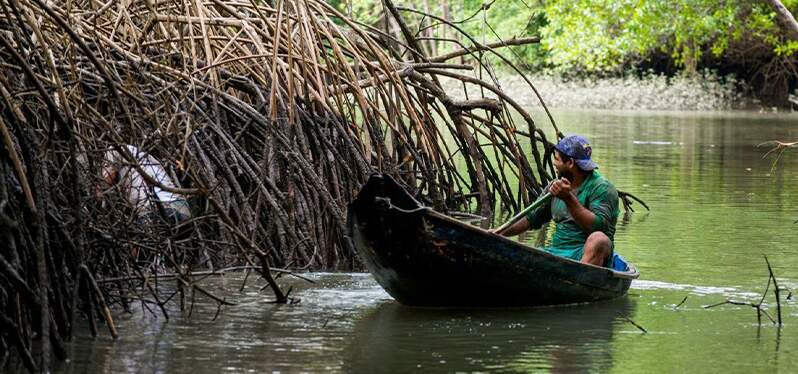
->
<box><xmin>100</xmin><ymin>144</ymin><xmax>191</xmax><ymax>226</ymax></box>
<box><xmin>495</xmin><ymin>135</ymin><xmax>619</xmax><ymax>266</ymax></box>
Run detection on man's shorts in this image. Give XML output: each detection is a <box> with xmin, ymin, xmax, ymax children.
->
<box><xmin>543</xmin><ymin>242</ymin><xmax>614</xmax><ymax>267</ymax></box>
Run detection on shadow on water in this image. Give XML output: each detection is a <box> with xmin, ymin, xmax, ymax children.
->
<box><xmin>344</xmin><ymin>298</ymin><xmax>636</xmax><ymax>373</ymax></box>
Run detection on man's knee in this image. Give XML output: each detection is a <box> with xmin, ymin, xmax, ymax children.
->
<box><xmin>585</xmin><ymin>232</ymin><xmax>611</xmax><ymax>252</ymax></box>
<box><xmin>581</xmin><ymin>232</ymin><xmax>611</xmax><ymax>266</ymax></box>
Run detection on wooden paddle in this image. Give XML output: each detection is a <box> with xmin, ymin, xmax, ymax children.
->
<box><xmin>493</xmin><ymin>191</ymin><xmax>552</xmax><ymax>235</ymax></box>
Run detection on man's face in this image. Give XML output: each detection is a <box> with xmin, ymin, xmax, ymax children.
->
<box><xmin>553</xmin><ymin>151</ymin><xmax>575</xmax><ymax>180</ymax></box>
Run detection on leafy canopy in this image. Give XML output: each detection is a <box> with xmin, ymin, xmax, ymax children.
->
<box><xmin>335</xmin><ymin>0</ymin><xmax>798</xmax><ymax>73</ymax></box>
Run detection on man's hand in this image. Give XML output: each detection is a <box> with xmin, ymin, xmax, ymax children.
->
<box><xmin>549</xmin><ymin>178</ymin><xmax>574</xmax><ymax>200</ymax></box>
<box><xmin>551</xmin><ymin>177</ymin><xmax>598</xmax><ymax>232</ymax></box>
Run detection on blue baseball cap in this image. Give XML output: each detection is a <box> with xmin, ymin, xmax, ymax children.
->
<box><xmin>554</xmin><ymin>135</ymin><xmax>598</xmax><ymax>171</ymax></box>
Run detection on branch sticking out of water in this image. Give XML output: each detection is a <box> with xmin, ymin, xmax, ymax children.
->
<box><xmin>618</xmin><ymin>313</ymin><xmax>648</xmax><ymax>334</ymax></box>
<box><xmin>758</xmin><ymin>140</ymin><xmax>798</xmax><ymax>174</ymax></box>
<box><xmin>704</xmin><ymin>300</ymin><xmax>777</xmax><ymax>325</ymax></box>
<box><xmin>618</xmin><ymin>191</ymin><xmax>650</xmax><ymax>214</ymax></box>
<box><xmin>673</xmin><ymin>295</ymin><xmax>689</xmax><ymax>310</ymax></box>
<box><xmin>96</xmin><ymin>266</ymin><xmax>315</xmax><ymax>285</ymax></box>
<box><xmin>704</xmin><ymin>255</ymin><xmax>783</xmax><ymax>327</ymax></box>
<box><xmin>764</xmin><ymin>256</ymin><xmax>782</xmax><ymax>326</ymax></box>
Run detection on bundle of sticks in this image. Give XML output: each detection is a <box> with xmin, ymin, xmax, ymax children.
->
<box><xmin>0</xmin><ymin>0</ymin><xmax>555</xmax><ymax>369</ymax></box>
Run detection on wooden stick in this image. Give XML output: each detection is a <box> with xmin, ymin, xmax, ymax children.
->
<box><xmin>764</xmin><ymin>255</ymin><xmax>782</xmax><ymax>326</ymax></box>
<box><xmin>81</xmin><ymin>265</ymin><xmax>118</xmax><ymax>339</ymax></box>
<box><xmin>618</xmin><ymin>313</ymin><xmax>648</xmax><ymax>334</ymax></box>
<box><xmin>494</xmin><ymin>192</ymin><xmax>551</xmax><ymax>234</ymax></box>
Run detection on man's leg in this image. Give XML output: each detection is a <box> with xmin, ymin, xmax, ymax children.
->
<box><xmin>581</xmin><ymin>232</ymin><xmax>612</xmax><ymax>266</ymax></box>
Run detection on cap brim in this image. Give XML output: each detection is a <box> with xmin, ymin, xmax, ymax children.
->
<box><xmin>575</xmin><ymin>159</ymin><xmax>598</xmax><ymax>171</ymax></box>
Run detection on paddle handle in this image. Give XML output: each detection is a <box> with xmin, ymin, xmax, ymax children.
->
<box><xmin>494</xmin><ymin>191</ymin><xmax>552</xmax><ymax>234</ymax></box>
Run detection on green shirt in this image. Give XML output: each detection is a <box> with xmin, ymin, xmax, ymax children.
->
<box><xmin>525</xmin><ymin>171</ymin><xmax>620</xmax><ymax>260</ymax></box>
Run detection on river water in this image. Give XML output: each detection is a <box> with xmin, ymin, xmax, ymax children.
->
<box><xmin>55</xmin><ymin>110</ymin><xmax>797</xmax><ymax>373</ymax></box>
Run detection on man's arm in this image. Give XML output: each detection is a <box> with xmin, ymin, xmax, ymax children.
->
<box><xmin>493</xmin><ymin>217</ymin><xmax>530</xmax><ymax>236</ymax></box>
<box><xmin>550</xmin><ymin>179</ymin><xmax>596</xmax><ymax>232</ymax></box>
<box><xmin>562</xmin><ymin>193</ymin><xmax>596</xmax><ymax>232</ymax></box>
<box><xmin>492</xmin><ymin>195</ymin><xmax>552</xmax><ymax>236</ymax></box>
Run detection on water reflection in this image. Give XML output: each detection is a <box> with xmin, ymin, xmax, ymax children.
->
<box><xmin>47</xmin><ymin>272</ymin><xmax>795</xmax><ymax>374</ymax></box>
<box><xmin>345</xmin><ymin>299</ymin><xmax>635</xmax><ymax>373</ymax></box>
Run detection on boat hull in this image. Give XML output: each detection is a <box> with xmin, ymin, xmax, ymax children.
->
<box><xmin>347</xmin><ymin>174</ymin><xmax>639</xmax><ymax>307</ymax></box>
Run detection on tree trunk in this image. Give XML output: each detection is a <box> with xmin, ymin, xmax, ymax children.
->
<box><xmin>762</xmin><ymin>0</ymin><xmax>798</xmax><ymax>39</ymax></box>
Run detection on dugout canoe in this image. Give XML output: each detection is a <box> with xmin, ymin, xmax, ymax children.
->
<box><xmin>346</xmin><ymin>173</ymin><xmax>640</xmax><ymax>307</ymax></box>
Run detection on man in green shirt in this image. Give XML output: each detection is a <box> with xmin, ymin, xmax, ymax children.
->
<box><xmin>495</xmin><ymin>135</ymin><xmax>619</xmax><ymax>266</ymax></box>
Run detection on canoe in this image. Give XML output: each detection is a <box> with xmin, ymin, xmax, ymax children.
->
<box><xmin>346</xmin><ymin>173</ymin><xmax>640</xmax><ymax>307</ymax></box>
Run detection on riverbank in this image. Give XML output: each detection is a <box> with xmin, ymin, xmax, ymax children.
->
<box><xmin>445</xmin><ymin>71</ymin><xmax>772</xmax><ymax>111</ymax></box>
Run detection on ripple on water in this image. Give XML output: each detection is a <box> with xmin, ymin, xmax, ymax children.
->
<box><xmin>633</xmin><ymin>280</ymin><xmax>764</xmax><ymax>301</ymax></box>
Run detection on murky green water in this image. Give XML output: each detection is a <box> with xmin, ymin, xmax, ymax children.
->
<box><xmin>55</xmin><ymin>110</ymin><xmax>797</xmax><ymax>373</ymax></box>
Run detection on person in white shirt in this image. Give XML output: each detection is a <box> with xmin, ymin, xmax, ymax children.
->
<box><xmin>100</xmin><ymin>145</ymin><xmax>191</xmax><ymax>225</ymax></box>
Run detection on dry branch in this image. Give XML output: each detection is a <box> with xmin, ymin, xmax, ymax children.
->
<box><xmin>0</xmin><ymin>0</ymin><xmax>560</xmax><ymax>369</ymax></box>
<box><xmin>762</xmin><ymin>0</ymin><xmax>798</xmax><ymax>40</ymax></box>
<box><xmin>704</xmin><ymin>255</ymin><xmax>784</xmax><ymax>327</ymax></box>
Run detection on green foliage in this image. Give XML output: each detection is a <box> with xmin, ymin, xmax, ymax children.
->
<box><xmin>336</xmin><ymin>0</ymin><xmax>798</xmax><ymax>76</ymax></box>
<box><xmin>337</xmin><ymin>0</ymin><xmax>548</xmax><ymax>68</ymax></box>
<box><xmin>542</xmin><ymin>0</ymin><xmax>798</xmax><ymax>73</ymax></box>
<box><xmin>458</xmin><ymin>1</ymin><xmax>549</xmax><ymax>69</ymax></box>
<box><xmin>332</xmin><ymin>0</ymin><xmax>383</xmax><ymax>25</ymax></box>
